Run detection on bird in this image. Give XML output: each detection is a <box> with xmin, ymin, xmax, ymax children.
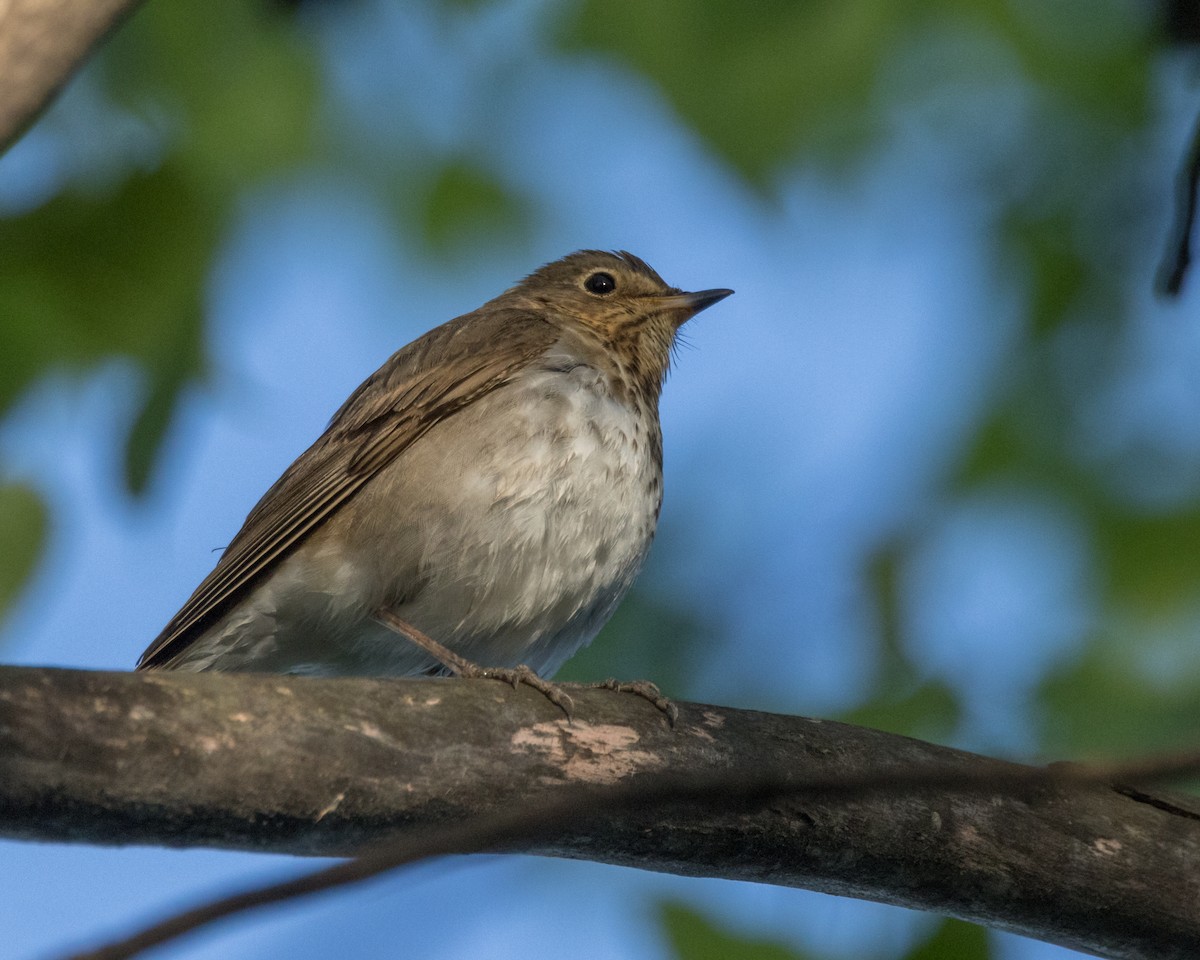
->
<box><xmin>137</xmin><ymin>250</ymin><xmax>732</xmax><ymax>715</ymax></box>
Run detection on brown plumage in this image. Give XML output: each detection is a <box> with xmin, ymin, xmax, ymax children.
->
<box><xmin>139</xmin><ymin>251</ymin><xmax>731</xmax><ymax>683</ymax></box>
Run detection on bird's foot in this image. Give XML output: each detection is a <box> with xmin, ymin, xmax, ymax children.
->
<box><xmin>587</xmin><ymin>678</ymin><xmax>678</xmax><ymax>727</ymax></box>
<box><xmin>374</xmin><ymin>609</ymin><xmax>573</xmax><ymax>718</ymax></box>
<box><xmin>462</xmin><ymin>662</ymin><xmax>575</xmax><ymax>718</ymax></box>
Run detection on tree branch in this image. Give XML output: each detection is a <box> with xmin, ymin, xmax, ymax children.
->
<box><xmin>0</xmin><ymin>0</ymin><xmax>145</xmax><ymax>153</ymax></box>
<box><xmin>2</xmin><ymin>666</ymin><xmax>1198</xmax><ymax>960</ymax></box>
<box><xmin>1157</xmin><ymin>106</ymin><xmax>1200</xmax><ymax>296</ymax></box>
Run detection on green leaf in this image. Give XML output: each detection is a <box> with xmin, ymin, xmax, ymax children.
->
<box><xmin>845</xmin><ymin>543</ymin><xmax>961</xmax><ymax>740</ymax></box>
<box><xmin>555</xmin><ymin>588</ymin><xmax>717</xmax><ymax>695</ymax></box>
<box><xmin>659</xmin><ymin>901</ymin><xmax>819</xmax><ymax>960</ymax></box>
<box><xmin>1001</xmin><ymin>211</ymin><xmax>1093</xmax><ymax>338</ymax></box>
<box><xmin>840</xmin><ymin>679</ymin><xmax>961</xmax><ymax>742</ymax></box>
<box><xmin>987</xmin><ymin>0</ymin><xmax>1153</xmax><ymax>123</ymax></box>
<box><xmin>0</xmin><ymin>162</ymin><xmax>213</xmax><ymax>493</ymax></box>
<box><xmin>1039</xmin><ymin>628</ymin><xmax>1200</xmax><ymax>756</ymax></box>
<box><xmin>1094</xmin><ymin>506</ymin><xmax>1200</xmax><ymax>615</ymax></box>
<box><xmin>558</xmin><ymin>0</ymin><xmax>1154</xmax><ymax>188</ymax></box>
<box><xmin>101</xmin><ymin>0</ymin><xmax>319</xmax><ymax>186</ymax></box>
<box><xmin>904</xmin><ymin>917</ymin><xmax>992</xmax><ymax>960</ymax></box>
<box><xmin>124</xmin><ymin>324</ymin><xmax>201</xmax><ymax>495</ymax></box>
<box><xmin>558</xmin><ymin>0</ymin><xmax>896</xmax><ymax>185</ymax></box>
<box><xmin>420</xmin><ymin>160</ymin><xmax>530</xmax><ymax>256</ymax></box>
<box><xmin>2</xmin><ymin>0</ymin><xmax>322</xmax><ymax>500</ymax></box>
<box><xmin>0</xmin><ymin>483</ymin><xmax>48</xmax><ymax>620</ymax></box>
<box><xmin>660</xmin><ymin>906</ymin><xmax>992</xmax><ymax>960</ymax></box>
<box><xmin>955</xmin><ymin>398</ymin><xmax>1200</xmax><ymax>624</ymax></box>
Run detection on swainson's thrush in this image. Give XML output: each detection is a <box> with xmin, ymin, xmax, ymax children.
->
<box><xmin>138</xmin><ymin>251</ymin><xmax>732</xmax><ymax>713</ymax></box>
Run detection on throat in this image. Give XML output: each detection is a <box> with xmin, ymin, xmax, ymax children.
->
<box><xmin>559</xmin><ymin>324</ymin><xmax>672</xmax><ymax>409</ymax></box>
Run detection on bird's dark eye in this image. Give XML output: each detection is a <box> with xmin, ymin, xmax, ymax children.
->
<box><xmin>584</xmin><ymin>272</ymin><xmax>616</xmax><ymax>295</ymax></box>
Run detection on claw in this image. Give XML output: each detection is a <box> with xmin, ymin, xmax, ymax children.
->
<box><xmin>478</xmin><ymin>664</ymin><xmax>574</xmax><ymax>719</ymax></box>
<box><xmin>593</xmin><ymin>678</ymin><xmax>677</xmax><ymax>727</ymax></box>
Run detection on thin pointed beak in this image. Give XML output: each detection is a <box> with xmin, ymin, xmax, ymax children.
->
<box><xmin>655</xmin><ymin>287</ymin><xmax>734</xmax><ymax>318</ymax></box>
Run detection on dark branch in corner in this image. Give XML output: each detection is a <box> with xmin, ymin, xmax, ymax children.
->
<box><xmin>2</xmin><ymin>666</ymin><xmax>1199</xmax><ymax>960</ymax></box>
<box><xmin>1157</xmin><ymin>107</ymin><xmax>1200</xmax><ymax>297</ymax></box>
<box><xmin>1163</xmin><ymin>0</ymin><xmax>1200</xmax><ymax>46</ymax></box>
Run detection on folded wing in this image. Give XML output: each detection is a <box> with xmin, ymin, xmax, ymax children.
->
<box><xmin>138</xmin><ymin>309</ymin><xmax>556</xmax><ymax>669</ymax></box>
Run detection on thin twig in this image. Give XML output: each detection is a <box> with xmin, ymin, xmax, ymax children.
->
<box><xmin>58</xmin><ymin>749</ymin><xmax>1200</xmax><ymax>960</ymax></box>
<box><xmin>1157</xmin><ymin>106</ymin><xmax>1200</xmax><ymax>297</ymax></box>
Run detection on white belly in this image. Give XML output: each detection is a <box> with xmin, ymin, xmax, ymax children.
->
<box><xmin>173</xmin><ymin>364</ymin><xmax>663</xmax><ymax>677</ymax></box>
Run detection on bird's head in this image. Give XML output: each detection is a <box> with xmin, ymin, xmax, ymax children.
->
<box><xmin>505</xmin><ymin>250</ymin><xmax>732</xmax><ymax>400</ymax></box>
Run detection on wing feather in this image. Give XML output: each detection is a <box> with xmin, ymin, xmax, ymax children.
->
<box><xmin>138</xmin><ymin>309</ymin><xmax>557</xmax><ymax>669</ymax></box>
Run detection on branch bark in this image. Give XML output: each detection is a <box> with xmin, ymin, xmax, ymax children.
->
<box><xmin>1</xmin><ymin>666</ymin><xmax>1197</xmax><ymax>960</ymax></box>
<box><xmin>0</xmin><ymin>0</ymin><xmax>145</xmax><ymax>152</ymax></box>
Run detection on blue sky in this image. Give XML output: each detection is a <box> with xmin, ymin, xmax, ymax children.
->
<box><xmin>3</xmin><ymin>3</ymin><xmax>1198</xmax><ymax>958</ymax></box>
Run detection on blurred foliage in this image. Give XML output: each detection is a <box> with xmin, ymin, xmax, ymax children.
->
<box><xmin>420</xmin><ymin>159</ymin><xmax>530</xmax><ymax>256</ymax></box>
<box><xmin>1</xmin><ymin>0</ymin><xmax>320</xmax><ymax>494</ymax></box>
<box><xmin>102</xmin><ymin>0</ymin><xmax>319</xmax><ymax>184</ymax></box>
<box><xmin>3</xmin><ymin>0</ymin><xmax>1200</xmax><ymax>952</ymax></box>
<box><xmin>905</xmin><ymin>918</ymin><xmax>992</xmax><ymax>960</ymax></box>
<box><xmin>962</xmin><ymin>403</ymin><xmax>1200</xmax><ymax>617</ymax></box>
<box><xmin>841</xmin><ymin>675</ymin><xmax>962</xmax><ymax>742</ymax></box>
<box><xmin>1003</xmin><ymin>212</ymin><xmax>1093</xmax><ymax>339</ymax></box>
<box><xmin>0</xmin><ymin>162</ymin><xmax>215</xmax><ymax>494</ymax></box>
<box><xmin>842</xmin><ymin>544</ymin><xmax>962</xmax><ymax>740</ymax></box>
<box><xmin>556</xmin><ymin>588</ymin><xmax>717</xmax><ymax>694</ymax></box>
<box><xmin>660</xmin><ymin>901</ymin><xmax>822</xmax><ymax>960</ymax></box>
<box><xmin>1039</xmin><ymin>625</ymin><xmax>1200</xmax><ymax>755</ymax></box>
<box><xmin>559</xmin><ymin>0</ymin><xmax>1154</xmax><ymax>184</ymax></box>
<box><xmin>0</xmin><ymin>0</ymin><xmax>320</xmax><ymax>620</ymax></box>
<box><xmin>0</xmin><ymin>484</ymin><xmax>47</xmax><ymax>628</ymax></box>
<box><xmin>660</xmin><ymin>903</ymin><xmax>992</xmax><ymax>960</ymax></box>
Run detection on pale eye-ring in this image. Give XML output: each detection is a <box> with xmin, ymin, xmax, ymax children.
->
<box><xmin>584</xmin><ymin>272</ymin><xmax>616</xmax><ymax>295</ymax></box>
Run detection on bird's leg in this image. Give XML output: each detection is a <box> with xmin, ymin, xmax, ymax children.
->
<box><xmin>374</xmin><ymin>609</ymin><xmax>574</xmax><ymax>718</ymax></box>
<box><xmin>374</xmin><ymin>609</ymin><xmax>480</xmax><ymax>677</ymax></box>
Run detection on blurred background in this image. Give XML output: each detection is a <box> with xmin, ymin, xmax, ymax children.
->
<box><xmin>3</xmin><ymin>0</ymin><xmax>1199</xmax><ymax>958</ymax></box>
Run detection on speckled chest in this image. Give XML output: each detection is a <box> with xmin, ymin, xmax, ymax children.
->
<box><xmin>376</xmin><ymin>359</ymin><xmax>664</xmax><ymax>673</ymax></box>
<box><xmin>423</xmin><ymin>361</ymin><xmax>664</xmax><ymax>599</ymax></box>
